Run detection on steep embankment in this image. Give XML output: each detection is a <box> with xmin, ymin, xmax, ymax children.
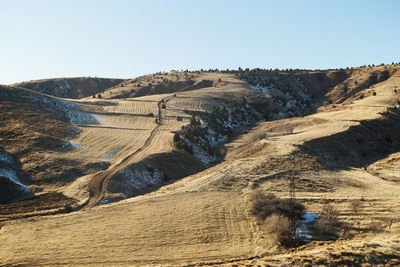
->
<box><xmin>0</xmin><ymin>147</ymin><xmax>32</xmax><ymax>203</ymax></box>
<box><xmin>0</xmin><ymin>175</ymin><xmax>32</xmax><ymax>204</ymax></box>
<box><xmin>0</xmin><ymin>85</ymin><xmax>98</xmax><ymax>185</ymax></box>
<box><xmin>12</xmin><ymin>77</ymin><xmax>125</xmax><ymax>99</ymax></box>
<box><xmin>240</xmin><ymin>64</ymin><xmax>400</xmax><ymax>108</ymax></box>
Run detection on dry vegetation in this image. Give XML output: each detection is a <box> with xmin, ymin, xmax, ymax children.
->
<box><xmin>12</xmin><ymin>77</ymin><xmax>124</xmax><ymax>99</ymax></box>
<box><xmin>1</xmin><ymin>64</ymin><xmax>400</xmax><ymax>265</ymax></box>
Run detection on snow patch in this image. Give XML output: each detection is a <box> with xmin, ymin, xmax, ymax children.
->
<box><xmin>71</xmin><ymin>142</ymin><xmax>82</xmax><ymax>148</ymax></box>
<box><xmin>93</xmin><ymin>114</ymin><xmax>106</xmax><ymax>124</ymax></box>
<box><xmin>188</xmin><ymin>140</ymin><xmax>216</xmax><ymax>165</ymax></box>
<box><xmin>103</xmin><ymin>152</ymin><xmax>114</xmax><ymax>160</ymax></box>
<box><xmin>59</xmin><ymin>80</ymin><xmax>71</xmax><ymax>90</ymax></box>
<box><xmin>119</xmin><ymin>167</ymin><xmax>163</xmax><ymax>191</ymax></box>
<box><xmin>62</xmin><ymin>141</ymin><xmax>83</xmax><ymax>150</ymax></box>
<box><xmin>0</xmin><ymin>169</ymin><xmax>20</xmax><ymax>183</ymax></box>
<box><xmin>249</xmin><ymin>84</ymin><xmax>272</xmax><ymax>95</ymax></box>
<box><xmin>66</xmin><ymin>108</ymin><xmax>98</xmax><ymax>124</ymax></box>
<box><xmin>97</xmin><ymin>199</ymin><xmax>110</xmax><ymax>205</ymax></box>
<box><xmin>0</xmin><ymin>149</ymin><xmax>13</xmax><ymax>164</ymax></box>
<box><xmin>0</xmin><ymin>169</ymin><xmax>31</xmax><ymax>193</ymax></box>
<box><xmin>17</xmin><ymin>90</ymin><xmax>98</xmax><ymax>125</ymax></box>
<box><xmin>297</xmin><ymin>212</ymin><xmax>318</xmax><ymax>242</ymax></box>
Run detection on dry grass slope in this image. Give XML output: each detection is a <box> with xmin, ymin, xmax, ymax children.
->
<box><xmin>1</xmin><ymin>65</ymin><xmax>400</xmax><ymax>266</ymax></box>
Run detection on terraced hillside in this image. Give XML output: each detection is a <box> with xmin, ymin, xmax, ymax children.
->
<box><xmin>1</xmin><ymin>64</ymin><xmax>400</xmax><ymax>266</ymax></box>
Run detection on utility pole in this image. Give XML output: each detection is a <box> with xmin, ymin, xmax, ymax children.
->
<box><xmin>288</xmin><ymin>175</ymin><xmax>297</xmax><ymax>240</ymax></box>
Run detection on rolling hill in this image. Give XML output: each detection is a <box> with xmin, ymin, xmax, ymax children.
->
<box><xmin>1</xmin><ymin>64</ymin><xmax>400</xmax><ymax>266</ymax></box>
<box><xmin>12</xmin><ymin>77</ymin><xmax>125</xmax><ymax>99</ymax></box>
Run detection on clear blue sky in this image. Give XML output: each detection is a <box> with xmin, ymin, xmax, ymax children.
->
<box><xmin>1</xmin><ymin>0</ymin><xmax>399</xmax><ymax>84</ymax></box>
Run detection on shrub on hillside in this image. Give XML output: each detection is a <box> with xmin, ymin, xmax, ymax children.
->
<box><xmin>312</xmin><ymin>203</ymin><xmax>341</xmax><ymax>240</ymax></box>
<box><xmin>261</xmin><ymin>214</ymin><xmax>293</xmax><ymax>246</ymax></box>
<box><xmin>175</xmin><ymin>140</ymin><xmax>193</xmax><ymax>155</ymax></box>
<box><xmin>173</xmin><ymin>132</ymin><xmax>180</xmax><ymax>143</ymax></box>
<box><xmin>250</xmin><ymin>190</ymin><xmax>305</xmax><ymax>247</ymax></box>
<box><xmin>248</xmin><ymin>132</ymin><xmax>267</xmax><ymax>143</ymax></box>
<box><xmin>349</xmin><ymin>199</ymin><xmax>363</xmax><ymax>216</ymax></box>
<box><xmin>249</xmin><ymin>190</ymin><xmax>304</xmax><ymax>222</ymax></box>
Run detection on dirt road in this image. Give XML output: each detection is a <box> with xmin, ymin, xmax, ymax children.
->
<box><xmin>84</xmin><ymin>96</ymin><xmax>170</xmax><ymax>208</ymax></box>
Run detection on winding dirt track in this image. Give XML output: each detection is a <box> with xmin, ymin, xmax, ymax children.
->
<box><xmin>84</xmin><ymin>97</ymin><xmax>169</xmax><ymax>209</ymax></box>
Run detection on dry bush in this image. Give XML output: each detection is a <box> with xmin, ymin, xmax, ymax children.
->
<box><xmin>321</xmin><ymin>203</ymin><xmax>340</xmax><ymax>220</ymax></box>
<box><xmin>261</xmin><ymin>214</ymin><xmax>293</xmax><ymax>246</ymax></box>
<box><xmin>312</xmin><ymin>203</ymin><xmax>341</xmax><ymax>240</ymax></box>
<box><xmin>313</xmin><ymin>217</ymin><xmax>338</xmax><ymax>238</ymax></box>
<box><xmin>250</xmin><ymin>190</ymin><xmax>305</xmax><ymax>247</ymax></box>
<box><xmin>382</xmin><ymin>217</ymin><xmax>396</xmax><ymax>229</ymax></box>
<box><xmin>281</xmin><ymin>125</ymin><xmax>294</xmax><ymax>135</ymax></box>
<box><xmin>268</xmin><ymin>125</ymin><xmax>294</xmax><ymax>137</ymax></box>
<box><xmin>341</xmin><ymin>222</ymin><xmax>353</xmax><ymax>240</ymax></box>
<box><xmin>349</xmin><ymin>199</ymin><xmax>364</xmax><ymax>231</ymax></box>
<box><xmin>249</xmin><ymin>190</ymin><xmax>304</xmax><ymax>222</ymax></box>
<box><xmin>247</xmin><ymin>132</ymin><xmax>267</xmax><ymax>143</ymax></box>
<box><xmin>349</xmin><ymin>199</ymin><xmax>363</xmax><ymax>216</ymax></box>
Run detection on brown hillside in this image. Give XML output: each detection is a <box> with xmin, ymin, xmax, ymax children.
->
<box><xmin>12</xmin><ymin>77</ymin><xmax>125</xmax><ymax>99</ymax></box>
<box><xmin>100</xmin><ymin>71</ymin><xmax>220</xmax><ymax>99</ymax></box>
<box><xmin>1</xmin><ymin>64</ymin><xmax>400</xmax><ymax>266</ymax></box>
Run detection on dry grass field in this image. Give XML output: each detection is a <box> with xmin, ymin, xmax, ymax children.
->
<box><xmin>1</xmin><ymin>65</ymin><xmax>400</xmax><ymax>266</ymax></box>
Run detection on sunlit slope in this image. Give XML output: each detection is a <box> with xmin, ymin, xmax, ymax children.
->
<box><xmin>11</xmin><ymin>77</ymin><xmax>125</xmax><ymax>99</ymax></box>
<box><xmin>0</xmin><ymin>192</ymin><xmax>260</xmax><ymax>266</ymax></box>
<box><xmin>1</xmin><ymin>65</ymin><xmax>400</xmax><ymax>266</ymax></box>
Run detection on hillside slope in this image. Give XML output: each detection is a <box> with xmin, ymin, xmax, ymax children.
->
<box><xmin>1</xmin><ymin>64</ymin><xmax>400</xmax><ymax>266</ymax></box>
<box><xmin>11</xmin><ymin>77</ymin><xmax>125</xmax><ymax>99</ymax></box>
<box><xmin>0</xmin><ymin>85</ymin><xmax>97</xmax><ymax>185</ymax></box>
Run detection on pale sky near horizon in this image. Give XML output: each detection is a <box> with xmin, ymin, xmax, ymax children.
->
<box><xmin>0</xmin><ymin>0</ymin><xmax>399</xmax><ymax>84</ymax></box>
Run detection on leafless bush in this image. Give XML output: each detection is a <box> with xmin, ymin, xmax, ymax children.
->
<box><xmin>312</xmin><ymin>203</ymin><xmax>341</xmax><ymax>240</ymax></box>
<box><xmin>249</xmin><ymin>190</ymin><xmax>304</xmax><ymax>222</ymax></box>
<box><xmin>250</xmin><ymin>189</ymin><xmax>305</xmax><ymax>247</ymax></box>
<box><xmin>341</xmin><ymin>222</ymin><xmax>352</xmax><ymax>240</ymax></box>
<box><xmin>268</xmin><ymin>124</ymin><xmax>294</xmax><ymax>136</ymax></box>
<box><xmin>322</xmin><ymin>203</ymin><xmax>340</xmax><ymax>220</ymax></box>
<box><xmin>247</xmin><ymin>132</ymin><xmax>267</xmax><ymax>143</ymax></box>
<box><xmin>349</xmin><ymin>199</ymin><xmax>363</xmax><ymax>216</ymax></box>
<box><xmin>262</xmin><ymin>214</ymin><xmax>293</xmax><ymax>246</ymax></box>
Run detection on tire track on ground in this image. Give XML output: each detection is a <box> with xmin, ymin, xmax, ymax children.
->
<box><xmin>83</xmin><ymin>96</ymin><xmax>171</xmax><ymax>209</ymax></box>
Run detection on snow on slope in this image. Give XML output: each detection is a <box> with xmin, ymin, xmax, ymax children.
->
<box><xmin>0</xmin><ymin>85</ymin><xmax>98</xmax><ymax>125</ymax></box>
<box><xmin>0</xmin><ymin>148</ymin><xmax>31</xmax><ymax>196</ymax></box>
<box><xmin>0</xmin><ymin>147</ymin><xmax>13</xmax><ymax>164</ymax></box>
<box><xmin>119</xmin><ymin>167</ymin><xmax>163</xmax><ymax>192</ymax></box>
<box><xmin>0</xmin><ymin>169</ymin><xmax>30</xmax><ymax>193</ymax></box>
